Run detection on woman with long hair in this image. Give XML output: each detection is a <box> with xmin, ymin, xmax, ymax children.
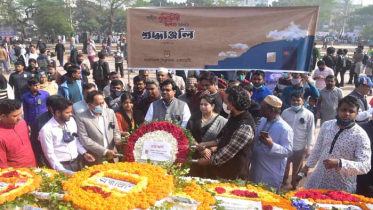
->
<box><xmin>187</xmin><ymin>94</ymin><xmax>227</xmax><ymax>177</ymax></box>
<box><xmin>115</xmin><ymin>92</ymin><xmax>144</xmax><ymax>135</ymax></box>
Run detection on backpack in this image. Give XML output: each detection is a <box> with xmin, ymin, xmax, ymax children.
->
<box><xmin>93</xmin><ymin>61</ymin><xmax>104</xmax><ymax>81</ymax></box>
<box><xmin>37</xmin><ymin>55</ymin><xmax>48</xmax><ymax>70</ymax></box>
<box><xmin>345</xmin><ymin>58</ymin><xmax>352</xmax><ymax>70</ymax></box>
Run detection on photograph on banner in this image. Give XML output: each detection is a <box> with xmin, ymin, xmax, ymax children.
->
<box><xmin>127</xmin><ymin>7</ymin><xmax>318</xmax><ymax>73</ymax></box>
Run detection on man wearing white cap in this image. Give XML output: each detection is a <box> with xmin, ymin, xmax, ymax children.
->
<box><xmin>250</xmin><ymin>95</ymin><xmax>293</xmax><ymax>193</ymax></box>
<box><xmin>156</xmin><ymin>68</ymin><xmax>182</xmax><ymax>97</ymax></box>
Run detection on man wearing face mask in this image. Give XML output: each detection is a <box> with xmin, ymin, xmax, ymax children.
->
<box><xmin>312</xmin><ymin>60</ymin><xmax>334</xmax><ymax>90</ymax></box>
<box><xmin>281</xmin><ymin>73</ymin><xmax>319</xmax><ymax>111</ymax></box>
<box><xmin>26</xmin><ymin>59</ymin><xmax>39</xmax><ymax>78</ymax></box>
<box><xmin>39</xmin><ymin>97</ymin><xmax>95</xmax><ymax>172</ymax></box>
<box><xmin>348</xmin><ymin>76</ymin><xmax>373</xmax><ymax>123</ymax></box>
<box><xmin>300</xmin><ymin>96</ymin><xmax>371</xmax><ymax>193</ymax></box>
<box><xmin>145</xmin><ymin>79</ymin><xmax>191</xmax><ymax>128</ymax></box>
<box><xmin>58</xmin><ymin>65</ymin><xmax>84</xmax><ymax>103</ymax></box>
<box><xmin>76</xmin><ymin>54</ymin><xmax>90</xmax><ymax>83</ymax></box>
<box><xmin>281</xmin><ymin>92</ymin><xmax>315</xmax><ymax>189</ymax></box>
<box><xmin>274</xmin><ymin>73</ymin><xmax>292</xmax><ymax>98</ymax></box>
<box><xmin>317</xmin><ymin>75</ymin><xmax>344</xmax><ymax>125</ymax></box>
<box><xmin>76</xmin><ymin>91</ymin><xmax>121</xmax><ymax>166</ymax></box>
<box><xmin>236</xmin><ymin>70</ymin><xmax>250</xmax><ymax>83</ymax></box>
<box><xmin>251</xmin><ymin>70</ymin><xmax>273</xmax><ymax>105</ymax></box>
<box><xmin>105</xmin><ymin>79</ymin><xmax>124</xmax><ymax>112</ymax></box>
<box><xmin>178</xmin><ymin>78</ymin><xmax>197</xmax><ymax>104</ymax></box>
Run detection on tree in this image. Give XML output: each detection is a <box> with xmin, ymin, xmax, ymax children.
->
<box><xmin>97</xmin><ymin>0</ymin><xmax>134</xmax><ymax>35</ymax></box>
<box><xmin>271</xmin><ymin>0</ymin><xmax>336</xmax><ymax>31</ymax></box>
<box><xmin>34</xmin><ymin>0</ymin><xmax>72</xmax><ymax>36</ymax></box>
<box><xmin>347</xmin><ymin>5</ymin><xmax>373</xmax><ymax>30</ymax></box>
<box><xmin>0</xmin><ymin>0</ymin><xmax>37</xmax><ymax>38</ymax></box>
<box><xmin>74</xmin><ymin>0</ymin><xmax>102</xmax><ymax>33</ymax></box>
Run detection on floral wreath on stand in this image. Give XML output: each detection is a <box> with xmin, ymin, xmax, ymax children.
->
<box><xmin>0</xmin><ymin>168</ymin><xmax>42</xmax><ymax>204</ymax></box>
<box><xmin>123</xmin><ymin>121</ymin><xmax>194</xmax><ymax>165</ymax></box>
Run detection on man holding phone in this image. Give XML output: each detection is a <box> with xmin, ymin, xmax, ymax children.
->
<box><xmin>250</xmin><ymin>95</ymin><xmax>293</xmax><ymax>193</ymax></box>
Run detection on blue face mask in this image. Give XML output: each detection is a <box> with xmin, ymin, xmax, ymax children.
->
<box><xmin>253</xmin><ymin>84</ymin><xmax>263</xmax><ymax>90</ymax></box>
<box><xmin>238</xmin><ymin>75</ymin><xmax>245</xmax><ymax>81</ymax></box>
<box><xmin>93</xmin><ymin>106</ymin><xmax>103</xmax><ymax>114</ymax></box>
<box><xmin>336</xmin><ymin>115</ymin><xmax>355</xmax><ymax>127</ymax></box>
<box><xmin>291</xmin><ymin>105</ymin><xmax>302</xmax><ymax>112</ymax></box>
<box><xmin>281</xmin><ymin>73</ymin><xmax>288</xmax><ymax>79</ymax></box>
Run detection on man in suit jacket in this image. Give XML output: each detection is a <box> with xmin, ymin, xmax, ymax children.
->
<box><xmin>76</xmin><ymin>90</ymin><xmax>121</xmax><ymax>165</ymax></box>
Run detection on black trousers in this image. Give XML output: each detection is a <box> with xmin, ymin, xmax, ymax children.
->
<box><xmin>115</xmin><ymin>63</ymin><xmax>124</xmax><ymax>77</ymax></box>
<box><xmin>348</xmin><ymin>64</ymin><xmax>357</xmax><ymax>84</ymax></box>
<box><xmin>61</xmin><ymin>157</ymin><xmax>80</xmax><ymax>172</ymax></box>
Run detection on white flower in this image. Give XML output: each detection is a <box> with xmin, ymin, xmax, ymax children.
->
<box><xmin>134</xmin><ymin>130</ymin><xmax>178</xmax><ymax>165</ymax></box>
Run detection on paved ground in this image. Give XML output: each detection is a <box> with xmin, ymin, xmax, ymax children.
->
<box><xmin>3</xmin><ymin>42</ymin><xmax>368</xmax><ymax>192</ymax></box>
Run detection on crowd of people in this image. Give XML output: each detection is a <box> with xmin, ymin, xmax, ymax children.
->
<box><xmin>0</xmin><ymin>38</ymin><xmax>372</xmax><ymax>198</ymax></box>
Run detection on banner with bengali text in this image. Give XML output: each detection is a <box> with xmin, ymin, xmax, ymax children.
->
<box><xmin>127</xmin><ymin>6</ymin><xmax>319</xmax><ymax>72</ymax></box>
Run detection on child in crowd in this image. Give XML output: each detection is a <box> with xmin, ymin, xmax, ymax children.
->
<box><xmin>307</xmin><ymin>97</ymin><xmax>318</xmax><ymax>126</ymax></box>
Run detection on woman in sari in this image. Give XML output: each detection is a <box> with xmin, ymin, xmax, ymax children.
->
<box><xmin>187</xmin><ymin>94</ymin><xmax>227</xmax><ymax>178</ymax></box>
<box><xmin>115</xmin><ymin>92</ymin><xmax>144</xmax><ymax>135</ymax></box>
<box><xmin>38</xmin><ymin>72</ymin><xmax>58</xmax><ymax>95</ymax></box>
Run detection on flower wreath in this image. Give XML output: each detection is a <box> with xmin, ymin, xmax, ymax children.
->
<box><xmin>176</xmin><ymin>181</ymin><xmax>216</xmax><ymax>210</ymax></box>
<box><xmin>124</xmin><ymin>121</ymin><xmax>193</xmax><ymax>164</ymax></box>
<box><xmin>204</xmin><ymin>183</ymin><xmax>295</xmax><ymax>210</ymax></box>
<box><xmin>0</xmin><ymin>168</ymin><xmax>42</xmax><ymax>204</ymax></box>
<box><xmin>285</xmin><ymin>189</ymin><xmax>372</xmax><ymax>210</ymax></box>
<box><xmin>63</xmin><ymin>162</ymin><xmax>174</xmax><ymax>210</ymax></box>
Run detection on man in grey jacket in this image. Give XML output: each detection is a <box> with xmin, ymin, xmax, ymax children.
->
<box><xmin>76</xmin><ymin>90</ymin><xmax>121</xmax><ymax>165</ymax></box>
<box><xmin>145</xmin><ymin>79</ymin><xmax>191</xmax><ymax>128</ymax></box>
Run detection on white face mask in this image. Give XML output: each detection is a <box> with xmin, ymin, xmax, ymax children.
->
<box><xmin>223</xmin><ymin>102</ymin><xmax>231</xmax><ymax>115</ymax></box>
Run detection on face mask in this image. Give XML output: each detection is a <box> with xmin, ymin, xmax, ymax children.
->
<box><xmin>253</xmin><ymin>84</ymin><xmax>263</xmax><ymax>90</ymax></box>
<box><xmin>281</xmin><ymin>73</ymin><xmax>288</xmax><ymax>79</ymax></box>
<box><xmin>223</xmin><ymin>102</ymin><xmax>231</xmax><ymax>115</ymax></box>
<box><xmin>291</xmin><ymin>105</ymin><xmax>302</xmax><ymax>112</ymax></box>
<box><xmin>111</xmin><ymin>90</ymin><xmax>122</xmax><ymax>98</ymax></box>
<box><xmin>47</xmin><ymin>70</ymin><xmax>54</xmax><ymax>74</ymax></box>
<box><xmin>335</xmin><ymin>115</ymin><xmax>355</xmax><ymax>127</ymax></box>
<box><xmin>238</xmin><ymin>75</ymin><xmax>245</xmax><ymax>81</ymax></box>
<box><xmin>77</xmin><ymin>61</ymin><xmax>83</xmax><ymax>65</ymax></box>
<box><xmin>319</xmin><ymin>67</ymin><xmax>325</xmax><ymax>71</ymax></box>
<box><xmin>93</xmin><ymin>106</ymin><xmax>103</xmax><ymax>114</ymax></box>
<box><xmin>291</xmin><ymin>79</ymin><xmax>301</xmax><ymax>85</ymax></box>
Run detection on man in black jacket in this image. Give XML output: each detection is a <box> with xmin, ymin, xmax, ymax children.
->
<box><xmin>76</xmin><ymin>54</ymin><xmax>90</xmax><ymax>83</ymax></box>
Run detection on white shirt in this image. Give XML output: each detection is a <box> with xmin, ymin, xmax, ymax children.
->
<box><xmin>38</xmin><ymin>117</ymin><xmax>86</xmax><ymax>171</ymax></box>
<box><xmin>312</xmin><ymin>67</ymin><xmax>334</xmax><ymax>90</ymax></box>
<box><xmin>89</xmin><ymin>110</ymin><xmax>109</xmax><ymax>155</ymax></box>
<box><xmin>145</xmin><ymin>99</ymin><xmax>191</xmax><ymax>128</ymax></box>
<box><xmin>27</xmin><ymin>52</ymin><xmax>39</xmax><ymax>61</ymax></box>
<box><xmin>281</xmin><ymin>107</ymin><xmax>315</xmax><ymax>151</ymax></box>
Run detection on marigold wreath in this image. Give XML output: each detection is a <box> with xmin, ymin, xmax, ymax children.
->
<box><xmin>0</xmin><ymin>168</ymin><xmax>42</xmax><ymax>204</ymax></box>
<box><xmin>62</xmin><ymin>162</ymin><xmax>174</xmax><ymax>210</ymax></box>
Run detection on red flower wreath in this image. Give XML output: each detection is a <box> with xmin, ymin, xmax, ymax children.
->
<box><xmin>124</xmin><ymin>122</ymin><xmax>193</xmax><ymax>164</ymax></box>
